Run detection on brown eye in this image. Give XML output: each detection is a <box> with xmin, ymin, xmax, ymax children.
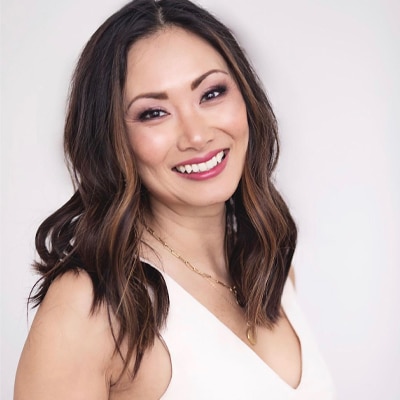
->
<box><xmin>200</xmin><ymin>85</ymin><xmax>227</xmax><ymax>103</ymax></box>
<box><xmin>138</xmin><ymin>109</ymin><xmax>168</xmax><ymax>121</ymax></box>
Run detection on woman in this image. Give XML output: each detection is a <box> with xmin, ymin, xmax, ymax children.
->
<box><xmin>15</xmin><ymin>0</ymin><xmax>335</xmax><ymax>398</ymax></box>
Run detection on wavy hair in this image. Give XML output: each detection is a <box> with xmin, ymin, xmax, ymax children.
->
<box><xmin>30</xmin><ymin>0</ymin><xmax>297</xmax><ymax>378</ymax></box>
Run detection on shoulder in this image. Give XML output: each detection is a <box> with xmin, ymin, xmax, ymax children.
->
<box><xmin>15</xmin><ymin>270</ymin><xmax>114</xmax><ymax>400</ymax></box>
<box><xmin>32</xmin><ymin>270</ymin><xmax>112</xmax><ymax>348</ymax></box>
<box><xmin>41</xmin><ymin>269</ymin><xmax>99</xmax><ymax>317</ymax></box>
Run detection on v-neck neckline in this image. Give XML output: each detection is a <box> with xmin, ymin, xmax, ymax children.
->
<box><xmin>142</xmin><ymin>258</ymin><xmax>304</xmax><ymax>392</ymax></box>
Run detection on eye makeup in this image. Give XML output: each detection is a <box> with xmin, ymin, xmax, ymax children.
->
<box><xmin>137</xmin><ymin>108</ymin><xmax>169</xmax><ymax>122</ymax></box>
<box><xmin>127</xmin><ymin>75</ymin><xmax>234</xmax><ymax>123</ymax></box>
<box><xmin>200</xmin><ymin>84</ymin><xmax>228</xmax><ymax>103</ymax></box>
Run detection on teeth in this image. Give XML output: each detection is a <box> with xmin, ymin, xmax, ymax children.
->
<box><xmin>205</xmin><ymin>159</ymin><xmax>214</xmax><ymax>169</ymax></box>
<box><xmin>176</xmin><ymin>150</ymin><xmax>225</xmax><ymax>174</ymax></box>
<box><xmin>198</xmin><ymin>162</ymin><xmax>207</xmax><ymax>172</ymax></box>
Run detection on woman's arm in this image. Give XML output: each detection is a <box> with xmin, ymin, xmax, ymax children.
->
<box><xmin>14</xmin><ymin>271</ymin><xmax>114</xmax><ymax>400</ymax></box>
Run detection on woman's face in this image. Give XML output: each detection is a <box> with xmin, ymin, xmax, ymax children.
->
<box><xmin>124</xmin><ymin>27</ymin><xmax>249</xmax><ymax>212</ymax></box>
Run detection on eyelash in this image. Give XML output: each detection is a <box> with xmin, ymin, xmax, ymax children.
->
<box><xmin>136</xmin><ymin>84</ymin><xmax>228</xmax><ymax>121</ymax></box>
<box><xmin>200</xmin><ymin>85</ymin><xmax>227</xmax><ymax>103</ymax></box>
<box><xmin>137</xmin><ymin>108</ymin><xmax>168</xmax><ymax>121</ymax></box>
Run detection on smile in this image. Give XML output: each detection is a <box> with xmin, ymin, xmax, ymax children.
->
<box><xmin>174</xmin><ymin>150</ymin><xmax>226</xmax><ymax>174</ymax></box>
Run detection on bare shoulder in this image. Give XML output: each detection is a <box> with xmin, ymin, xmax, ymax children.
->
<box><xmin>15</xmin><ymin>270</ymin><xmax>172</xmax><ymax>400</ymax></box>
<box><xmin>15</xmin><ymin>270</ymin><xmax>114</xmax><ymax>400</ymax></box>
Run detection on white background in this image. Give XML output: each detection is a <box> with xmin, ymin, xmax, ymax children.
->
<box><xmin>1</xmin><ymin>0</ymin><xmax>399</xmax><ymax>398</ymax></box>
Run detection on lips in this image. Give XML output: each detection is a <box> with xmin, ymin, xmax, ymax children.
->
<box><xmin>174</xmin><ymin>150</ymin><xmax>226</xmax><ymax>174</ymax></box>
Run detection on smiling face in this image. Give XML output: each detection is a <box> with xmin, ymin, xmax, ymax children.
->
<box><xmin>124</xmin><ymin>27</ymin><xmax>249</xmax><ymax>213</ymax></box>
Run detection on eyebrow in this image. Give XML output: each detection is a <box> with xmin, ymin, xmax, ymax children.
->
<box><xmin>126</xmin><ymin>69</ymin><xmax>228</xmax><ymax>111</ymax></box>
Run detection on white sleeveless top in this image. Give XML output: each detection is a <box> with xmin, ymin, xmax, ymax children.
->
<box><xmin>146</xmin><ymin>261</ymin><xmax>336</xmax><ymax>399</ymax></box>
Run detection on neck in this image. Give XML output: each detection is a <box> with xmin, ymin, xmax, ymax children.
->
<box><xmin>143</xmin><ymin>199</ymin><xmax>228</xmax><ymax>278</ymax></box>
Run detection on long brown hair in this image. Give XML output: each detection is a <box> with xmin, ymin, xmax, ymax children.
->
<box><xmin>30</xmin><ymin>0</ymin><xmax>297</xmax><ymax>377</ymax></box>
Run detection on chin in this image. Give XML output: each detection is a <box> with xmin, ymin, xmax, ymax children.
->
<box><xmin>184</xmin><ymin>188</ymin><xmax>238</xmax><ymax>208</ymax></box>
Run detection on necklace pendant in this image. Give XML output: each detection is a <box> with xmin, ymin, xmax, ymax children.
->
<box><xmin>246</xmin><ymin>324</ymin><xmax>257</xmax><ymax>346</ymax></box>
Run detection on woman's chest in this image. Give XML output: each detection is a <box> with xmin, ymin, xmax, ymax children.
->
<box><xmin>158</xmin><ymin>275</ymin><xmax>336</xmax><ymax>399</ymax></box>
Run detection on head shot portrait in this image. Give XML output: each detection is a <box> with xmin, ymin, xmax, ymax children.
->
<box><xmin>2</xmin><ymin>1</ymin><xmax>399</xmax><ymax>399</ymax></box>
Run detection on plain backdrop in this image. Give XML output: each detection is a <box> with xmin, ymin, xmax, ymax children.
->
<box><xmin>1</xmin><ymin>0</ymin><xmax>399</xmax><ymax>399</ymax></box>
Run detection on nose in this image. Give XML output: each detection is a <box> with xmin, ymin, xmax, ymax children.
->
<box><xmin>176</xmin><ymin>109</ymin><xmax>214</xmax><ymax>151</ymax></box>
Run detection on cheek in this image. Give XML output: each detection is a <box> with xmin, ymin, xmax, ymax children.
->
<box><xmin>235</xmin><ymin>100</ymin><xmax>249</xmax><ymax>143</ymax></box>
<box><xmin>128</xmin><ymin>128</ymin><xmax>172</xmax><ymax>167</ymax></box>
<box><xmin>221</xmin><ymin>95</ymin><xmax>249</xmax><ymax>141</ymax></box>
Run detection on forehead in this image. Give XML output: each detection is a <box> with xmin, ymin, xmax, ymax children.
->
<box><xmin>125</xmin><ymin>27</ymin><xmax>229</xmax><ymax>93</ymax></box>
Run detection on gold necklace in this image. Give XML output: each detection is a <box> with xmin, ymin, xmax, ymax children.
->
<box><xmin>145</xmin><ymin>226</ymin><xmax>257</xmax><ymax>346</ymax></box>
